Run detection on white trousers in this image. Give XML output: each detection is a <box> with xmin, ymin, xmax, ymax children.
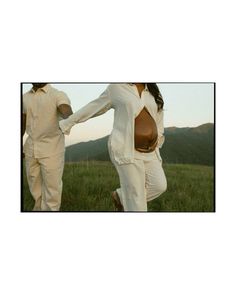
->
<box><xmin>25</xmin><ymin>153</ymin><xmax>64</xmax><ymax>211</ymax></box>
<box><xmin>111</xmin><ymin>151</ymin><xmax>167</xmax><ymax>212</ymax></box>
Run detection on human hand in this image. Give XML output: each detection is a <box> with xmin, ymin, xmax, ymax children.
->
<box><xmin>59</xmin><ymin>119</ymin><xmax>71</xmax><ymax>135</ymax></box>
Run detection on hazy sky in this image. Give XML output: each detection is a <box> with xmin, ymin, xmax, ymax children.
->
<box><xmin>22</xmin><ymin>83</ymin><xmax>214</xmax><ymax>146</ymax></box>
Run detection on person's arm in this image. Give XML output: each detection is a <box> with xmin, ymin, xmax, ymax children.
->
<box><xmin>22</xmin><ymin>114</ymin><xmax>26</xmax><ymax>136</ymax></box>
<box><xmin>22</xmin><ymin>113</ymin><xmax>26</xmax><ymax>158</ymax></box>
<box><xmin>58</xmin><ymin>104</ymin><xmax>73</xmax><ymax>119</ymax></box>
<box><xmin>59</xmin><ymin>87</ymin><xmax>112</xmax><ymax>135</ymax></box>
<box><xmin>56</xmin><ymin>90</ymin><xmax>73</xmax><ymax>120</ymax></box>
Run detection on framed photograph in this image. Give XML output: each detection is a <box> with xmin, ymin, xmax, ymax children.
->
<box><xmin>21</xmin><ymin>82</ymin><xmax>215</xmax><ymax>212</ymax></box>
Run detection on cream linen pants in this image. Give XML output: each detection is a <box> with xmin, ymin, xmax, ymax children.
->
<box><xmin>25</xmin><ymin>153</ymin><xmax>64</xmax><ymax>211</ymax></box>
<box><xmin>111</xmin><ymin>150</ymin><xmax>167</xmax><ymax>212</ymax></box>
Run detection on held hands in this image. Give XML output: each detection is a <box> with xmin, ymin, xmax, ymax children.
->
<box><xmin>59</xmin><ymin>119</ymin><xmax>71</xmax><ymax>135</ymax></box>
<box><xmin>58</xmin><ymin>104</ymin><xmax>73</xmax><ymax>135</ymax></box>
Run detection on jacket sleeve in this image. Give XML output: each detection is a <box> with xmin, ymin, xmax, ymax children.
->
<box><xmin>157</xmin><ymin>110</ymin><xmax>165</xmax><ymax>148</ymax></box>
<box><xmin>59</xmin><ymin>86</ymin><xmax>112</xmax><ymax>135</ymax></box>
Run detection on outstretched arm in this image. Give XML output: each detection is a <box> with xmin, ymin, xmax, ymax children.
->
<box><xmin>59</xmin><ymin>87</ymin><xmax>112</xmax><ymax>135</ymax></box>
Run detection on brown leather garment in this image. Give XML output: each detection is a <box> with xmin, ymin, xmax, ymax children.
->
<box><xmin>135</xmin><ymin>107</ymin><xmax>158</xmax><ymax>153</ymax></box>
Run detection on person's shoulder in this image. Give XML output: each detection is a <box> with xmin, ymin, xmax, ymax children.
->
<box><xmin>23</xmin><ymin>89</ymin><xmax>32</xmax><ymax>99</ymax></box>
<box><xmin>49</xmin><ymin>85</ymin><xmax>60</xmax><ymax>94</ymax></box>
<box><xmin>23</xmin><ymin>87</ymin><xmax>33</xmax><ymax>95</ymax></box>
<box><xmin>50</xmin><ymin>85</ymin><xmax>68</xmax><ymax>98</ymax></box>
<box><xmin>107</xmin><ymin>83</ymin><xmax>127</xmax><ymax>93</ymax></box>
<box><xmin>109</xmin><ymin>83</ymin><xmax>126</xmax><ymax>89</ymax></box>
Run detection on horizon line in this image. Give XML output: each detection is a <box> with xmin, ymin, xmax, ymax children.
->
<box><xmin>66</xmin><ymin>122</ymin><xmax>214</xmax><ymax>147</ymax></box>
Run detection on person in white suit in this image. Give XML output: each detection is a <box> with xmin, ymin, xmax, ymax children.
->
<box><xmin>22</xmin><ymin>83</ymin><xmax>73</xmax><ymax>211</ymax></box>
<box><xmin>59</xmin><ymin>83</ymin><xmax>167</xmax><ymax>212</ymax></box>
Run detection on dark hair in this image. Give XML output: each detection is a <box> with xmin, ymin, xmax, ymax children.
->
<box><xmin>147</xmin><ymin>83</ymin><xmax>164</xmax><ymax>111</ymax></box>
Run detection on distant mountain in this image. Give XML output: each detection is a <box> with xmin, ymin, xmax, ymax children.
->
<box><xmin>162</xmin><ymin>123</ymin><xmax>214</xmax><ymax>165</ymax></box>
<box><xmin>190</xmin><ymin>123</ymin><xmax>214</xmax><ymax>133</ymax></box>
<box><xmin>65</xmin><ymin>123</ymin><xmax>214</xmax><ymax>166</ymax></box>
<box><xmin>65</xmin><ymin>136</ymin><xmax>109</xmax><ymax>162</ymax></box>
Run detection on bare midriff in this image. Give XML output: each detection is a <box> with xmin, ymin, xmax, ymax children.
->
<box><xmin>134</xmin><ymin>107</ymin><xmax>158</xmax><ymax>153</ymax></box>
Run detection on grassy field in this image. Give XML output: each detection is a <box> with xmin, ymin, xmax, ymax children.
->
<box><xmin>22</xmin><ymin>161</ymin><xmax>214</xmax><ymax>212</ymax></box>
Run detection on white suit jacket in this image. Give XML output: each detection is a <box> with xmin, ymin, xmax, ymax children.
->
<box><xmin>60</xmin><ymin>84</ymin><xmax>165</xmax><ymax>165</ymax></box>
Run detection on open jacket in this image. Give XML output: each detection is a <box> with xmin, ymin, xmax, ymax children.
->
<box><xmin>59</xmin><ymin>84</ymin><xmax>165</xmax><ymax>165</ymax></box>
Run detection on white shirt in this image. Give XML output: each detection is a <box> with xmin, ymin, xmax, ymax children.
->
<box><xmin>59</xmin><ymin>83</ymin><xmax>165</xmax><ymax>165</ymax></box>
<box><xmin>23</xmin><ymin>84</ymin><xmax>71</xmax><ymax>158</ymax></box>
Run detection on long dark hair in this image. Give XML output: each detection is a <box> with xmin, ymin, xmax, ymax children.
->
<box><xmin>147</xmin><ymin>83</ymin><xmax>164</xmax><ymax>111</ymax></box>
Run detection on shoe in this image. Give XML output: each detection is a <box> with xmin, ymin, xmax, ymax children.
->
<box><xmin>111</xmin><ymin>191</ymin><xmax>124</xmax><ymax>212</ymax></box>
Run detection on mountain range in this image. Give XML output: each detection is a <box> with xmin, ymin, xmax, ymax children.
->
<box><xmin>65</xmin><ymin>123</ymin><xmax>214</xmax><ymax>166</ymax></box>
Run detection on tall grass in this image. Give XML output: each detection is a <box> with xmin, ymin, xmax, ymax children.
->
<box><xmin>22</xmin><ymin>161</ymin><xmax>214</xmax><ymax>212</ymax></box>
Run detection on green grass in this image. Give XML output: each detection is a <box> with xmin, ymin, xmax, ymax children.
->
<box><xmin>22</xmin><ymin>161</ymin><xmax>214</xmax><ymax>212</ymax></box>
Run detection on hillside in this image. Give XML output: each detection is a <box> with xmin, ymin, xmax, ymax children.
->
<box><xmin>65</xmin><ymin>123</ymin><xmax>214</xmax><ymax>165</ymax></box>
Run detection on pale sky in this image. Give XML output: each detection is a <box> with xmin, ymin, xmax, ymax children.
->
<box><xmin>22</xmin><ymin>83</ymin><xmax>214</xmax><ymax>146</ymax></box>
